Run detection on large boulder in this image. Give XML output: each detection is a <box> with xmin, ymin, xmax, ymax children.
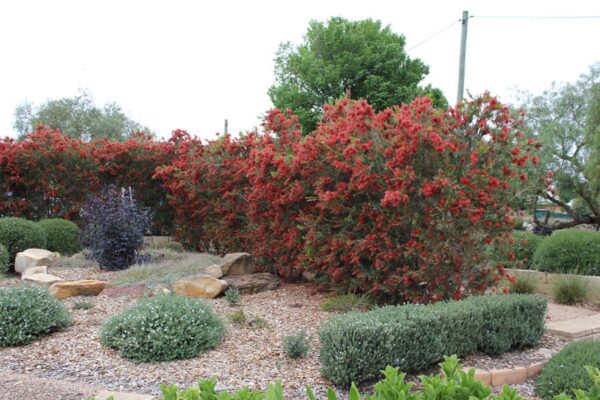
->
<box><xmin>204</xmin><ymin>264</ymin><xmax>223</xmax><ymax>278</ymax></box>
<box><xmin>49</xmin><ymin>280</ymin><xmax>109</xmax><ymax>299</ymax></box>
<box><xmin>15</xmin><ymin>248</ymin><xmax>60</xmax><ymax>274</ymax></box>
<box><xmin>22</xmin><ymin>273</ymin><xmax>64</xmax><ymax>285</ymax></box>
<box><xmin>172</xmin><ymin>275</ymin><xmax>228</xmax><ymax>299</ymax></box>
<box><xmin>220</xmin><ymin>253</ymin><xmax>256</xmax><ymax>275</ymax></box>
<box><xmin>222</xmin><ymin>272</ymin><xmax>279</xmax><ymax>294</ymax></box>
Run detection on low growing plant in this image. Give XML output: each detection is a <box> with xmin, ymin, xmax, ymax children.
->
<box><xmin>80</xmin><ymin>185</ymin><xmax>151</xmax><ymax>271</ymax></box>
<box><xmin>321</xmin><ymin>293</ymin><xmax>373</xmax><ymax>313</ymax></box>
<box><xmin>552</xmin><ymin>275</ymin><xmax>589</xmax><ymax>305</ymax></box>
<box><xmin>553</xmin><ymin>366</ymin><xmax>600</xmax><ymax>400</ymax></box>
<box><xmin>228</xmin><ymin>309</ymin><xmax>247</xmax><ymax>324</ymax></box>
<box><xmin>282</xmin><ymin>330</ymin><xmax>310</xmax><ymax>359</ymax></box>
<box><xmin>100</xmin><ymin>295</ymin><xmax>225</xmax><ymax>362</ymax></box>
<box><xmin>0</xmin><ymin>286</ymin><xmax>71</xmax><ymax>346</ymax></box>
<box><xmin>535</xmin><ymin>341</ymin><xmax>600</xmax><ymax>399</ymax></box>
<box><xmin>509</xmin><ymin>273</ymin><xmax>538</xmax><ymax>294</ymax></box>
<box><xmin>224</xmin><ymin>287</ymin><xmax>241</xmax><ymax>305</ymax></box>
<box><xmin>73</xmin><ymin>301</ymin><xmax>95</xmax><ymax>310</ymax></box>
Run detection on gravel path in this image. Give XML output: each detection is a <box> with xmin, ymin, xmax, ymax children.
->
<box><xmin>0</xmin><ymin>371</ymin><xmax>98</xmax><ymax>400</ymax></box>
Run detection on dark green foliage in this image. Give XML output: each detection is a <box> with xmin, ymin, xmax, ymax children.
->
<box><xmin>100</xmin><ymin>295</ymin><xmax>225</xmax><ymax>362</ymax></box>
<box><xmin>321</xmin><ymin>293</ymin><xmax>373</xmax><ymax>313</ymax></box>
<box><xmin>0</xmin><ymin>286</ymin><xmax>70</xmax><ymax>346</ymax></box>
<box><xmin>81</xmin><ymin>185</ymin><xmax>151</xmax><ymax>271</ymax></box>
<box><xmin>535</xmin><ymin>341</ymin><xmax>600</xmax><ymax>399</ymax></box>
<box><xmin>509</xmin><ymin>274</ymin><xmax>538</xmax><ymax>294</ymax></box>
<box><xmin>0</xmin><ymin>244</ymin><xmax>8</xmax><ymax>275</ymax></box>
<box><xmin>552</xmin><ymin>276</ymin><xmax>589</xmax><ymax>304</ymax></box>
<box><xmin>282</xmin><ymin>330</ymin><xmax>310</xmax><ymax>359</ymax></box>
<box><xmin>512</xmin><ymin>231</ymin><xmax>543</xmax><ymax>269</ymax></box>
<box><xmin>268</xmin><ymin>17</ymin><xmax>447</xmax><ymax>132</ymax></box>
<box><xmin>37</xmin><ymin>218</ymin><xmax>81</xmax><ymax>256</ymax></box>
<box><xmin>533</xmin><ymin>229</ymin><xmax>600</xmax><ymax>276</ymax></box>
<box><xmin>319</xmin><ymin>294</ymin><xmax>547</xmax><ymax>386</ymax></box>
<box><xmin>0</xmin><ymin>217</ymin><xmax>47</xmax><ymax>272</ymax></box>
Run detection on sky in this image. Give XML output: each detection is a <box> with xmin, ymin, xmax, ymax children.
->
<box><xmin>0</xmin><ymin>0</ymin><xmax>599</xmax><ymax>140</ymax></box>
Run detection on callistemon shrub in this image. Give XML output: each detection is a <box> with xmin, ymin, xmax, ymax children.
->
<box><xmin>157</xmin><ymin>95</ymin><xmax>542</xmax><ymax>303</ymax></box>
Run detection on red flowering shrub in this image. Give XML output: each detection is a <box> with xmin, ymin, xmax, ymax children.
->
<box><xmin>0</xmin><ymin>127</ymin><xmax>175</xmax><ymax>234</ymax></box>
<box><xmin>158</xmin><ymin>95</ymin><xmax>542</xmax><ymax>302</ymax></box>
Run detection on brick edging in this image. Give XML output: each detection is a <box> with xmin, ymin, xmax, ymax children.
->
<box><xmin>466</xmin><ymin>360</ymin><xmax>546</xmax><ymax>386</ymax></box>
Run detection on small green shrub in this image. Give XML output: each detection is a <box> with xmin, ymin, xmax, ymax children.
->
<box><xmin>0</xmin><ymin>244</ymin><xmax>8</xmax><ymax>275</ymax></box>
<box><xmin>512</xmin><ymin>231</ymin><xmax>543</xmax><ymax>269</ymax></box>
<box><xmin>100</xmin><ymin>295</ymin><xmax>225</xmax><ymax>362</ymax></box>
<box><xmin>73</xmin><ymin>301</ymin><xmax>95</xmax><ymax>310</ymax></box>
<box><xmin>535</xmin><ymin>341</ymin><xmax>600</xmax><ymax>399</ymax></box>
<box><xmin>228</xmin><ymin>309</ymin><xmax>247</xmax><ymax>324</ymax></box>
<box><xmin>0</xmin><ymin>286</ymin><xmax>70</xmax><ymax>346</ymax></box>
<box><xmin>158</xmin><ymin>356</ymin><xmax>525</xmax><ymax>400</ymax></box>
<box><xmin>533</xmin><ymin>229</ymin><xmax>600</xmax><ymax>276</ymax></box>
<box><xmin>37</xmin><ymin>218</ymin><xmax>81</xmax><ymax>256</ymax></box>
<box><xmin>0</xmin><ymin>217</ymin><xmax>47</xmax><ymax>272</ymax></box>
<box><xmin>319</xmin><ymin>294</ymin><xmax>547</xmax><ymax>386</ymax></box>
<box><xmin>553</xmin><ymin>366</ymin><xmax>600</xmax><ymax>400</ymax></box>
<box><xmin>552</xmin><ymin>276</ymin><xmax>589</xmax><ymax>305</ymax></box>
<box><xmin>224</xmin><ymin>287</ymin><xmax>241</xmax><ymax>305</ymax></box>
<box><xmin>509</xmin><ymin>273</ymin><xmax>538</xmax><ymax>294</ymax></box>
<box><xmin>282</xmin><ymin>330</ymin><xmax>310</xmax><ymax>359</ymax></box>
<box><xmin>321</xmin><ymin>293</ymin><xmax>373</xmax><ymax>313</ymax></box>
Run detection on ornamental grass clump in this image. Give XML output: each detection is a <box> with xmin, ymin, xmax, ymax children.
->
<box><xmin>100</xmin><ymin>295</ymin><xmax>225</xmax><ymax>362</ymax></box>
<box><xmin>319</xmin><ymin>294</ymin><xmax>547</xmax><ymax>386</ymax></box>
<box><xmin>0</xmin><ymin>286</ymin><xmax>70</xmax><ymax>346</ymax></box>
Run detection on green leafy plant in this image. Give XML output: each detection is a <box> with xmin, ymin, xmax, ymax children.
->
<box><xmin>37</xmin><ymin>218</ymin><xmax>81</xmax><ymax>256</ymax></box>
<box><xmin>552</xmin><ymin>275</ymin><xmax>589</xmax><ymax>305</ymax></box>
<box><xmin>511</xmin><ymin>231</ymin><xmax>543</xmax><ymax>269</ymax></box>
<box><xmin>321</xmin><ymin>293</ymin><xmax>373</xmax><ymax>313</ymax></box>
<box><xmin>224</xmin><ymin>287</ymin><xmax>241</xmax><ymax>305</ymax></box>
<box><xmin>0</xmin><ymin>217</ymin><xmax>47</xmax><ymax>273</ymax></box>
<box><xmin>282</xmin><ymin>330</ymin><xmax>310</xmax><ymax>359</ymax></box>
<box><xmin>533</xmin><ymin>230</ymin><xmax>600</xmax><ymax>276</ymax></box>
<box><xmin>73</xmin><ymin>301</ymin><xmax>94</xmax><ymax>310</ymax></box>
<box><xmin>0</xmin><ymin>286</ymin><xmax>70</xmax><ymax>346</ymax></box>
<box><xmin>535</xmin><ymin>341</ymin><xmax>600</xmax><ymax>399</ymax></box>
<box><xmin>0</xmin><ymin>244</ymin><xmax>8</xmax><ymax>275</ymax></box>
<box><xmin>319</xmin><ymin>294</ymin><xmax>547</xmax><ymax>386</ymax></box>
<box><xmin>228</xmin><ymin>309</ymin><xmax>247</xmax><ymax>324</ymax></box>
<box><xmin>100</xmin><ymin>295</ymin><xmax>225</xmax><ymax>362</ymax></box>
<box><xmin>553</xmin><ymin>366</ymin><xmax>600</xmax><ymax>400</ymax></box>
<box><xmin>509</xmin><ymin>273</ymin><xmax>538</xmax><ymax>294</ymax></box>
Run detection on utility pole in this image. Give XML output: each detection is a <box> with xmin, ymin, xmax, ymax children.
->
<box><xmin>224</xmin><ymin>119</ymin><xmax>228</xmax><ymax>135</ymax></box>
<box><xmin>457</xmin><ymin>10</ymin><xmax>469</xmax><ymax>103</ymax></box>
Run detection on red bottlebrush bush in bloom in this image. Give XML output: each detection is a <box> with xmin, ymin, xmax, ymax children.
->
<box><xmin>158</xmin><ymin>94</ymin><xmax>542</xmax><ymax>303</ymax></box>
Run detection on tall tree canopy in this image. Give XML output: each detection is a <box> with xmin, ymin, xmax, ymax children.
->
<box><xmin>521</xmin><ymin>63</ymin><xmax>600</xmax><ymax>229</ymax></box>
<box><xmin>13</xmin><ymin>89</ymin><xmax>152</xmax><ymax>141</ymax></box>
<box><xmin>268</xmin><ymin>17</ymin><xmax>447</xmax><ymax>131</ymax></box>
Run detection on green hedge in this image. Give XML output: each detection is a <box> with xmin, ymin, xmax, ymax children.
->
<box><xmin>37</xmin><ymin>218</ymin><xmax>81</xmax><ymax>256</ymax></box>
<box><xmin>512</xmin><ymin>231</ymin><xmax>543</xmax><ymax>269</ymax></box>
<box><xmin>535</xmin><ymin>341</ymin><xmax>600</xmax><ymax>399</ymax></box>
<box><xmin>0</xmin><ymin>217</ymin><xmax>47</xmax><ymax>272</ymax></box>
<box><xmin>101</xmin><ymin>295</ymin><xmax>225</xmax><ymax>362</ymax></box>
<box><xmin>0</xmin><ymin>286</ymin><xmax>71</xmax><ymax>346</ymax></box>
<box><xmin>319</xmin><ymin>294</ymin><xmax>547</xmax><ymax>386</ymax></box>
<box><xmin>0</xmin><ymin>244</ymin><xmax>8</xmax><ymax>275</ymax></box>
<box><xmin>532</xmin><ymin>229</ymin><xmax>600</xmax><ymax>276</ymax></box>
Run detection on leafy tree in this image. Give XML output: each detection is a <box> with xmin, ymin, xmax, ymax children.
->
<box><xmin>521</xmin><ymin>63</ymin><xmax>600</xmax><ymax>229</ymax></box>
<box><xmin>268</xmin><ymin>17</ymin><xmax>448</xmax><ymax>131</ymax></box>
<box><xmin>13</xmin><ymin>89</ymin><xmax>152</xmax><ymax>141</ymax></box>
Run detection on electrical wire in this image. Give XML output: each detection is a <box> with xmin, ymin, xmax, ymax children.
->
<box><xmin>473</xmin><ymin>15</ymin><xmax>600</xmax><ymax>20</ymax></box>
<box><xmin>407</xmin><ymin>19</ymin><xmax>462</xmax><ymax>51</ymax></box>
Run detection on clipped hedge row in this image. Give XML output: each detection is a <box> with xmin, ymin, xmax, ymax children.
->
<box><xmin>533</xmin><ymin>229</ymin><xmax>600</xmax><ymax>276</ymax></box>
<box><xmin>0</xmin><ymin>244</ymin><xmax>8</xmax><ymax>275</ymax></box>
<box><xmin>319</xmin><ymin>294</ymin><xmax>547</xmax><ymax>386</ymax></box>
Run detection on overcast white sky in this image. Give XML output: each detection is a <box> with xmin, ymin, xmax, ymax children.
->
<box><xmin>1</xmin><ymin>0</ymin><xmax>599</xmax><ymax>140</ymax></box>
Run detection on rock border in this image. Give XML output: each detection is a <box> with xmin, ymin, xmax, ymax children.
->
<box><xmin>467</xmin><ymin>360</ymin><xmax>546</xmax><ymax>386</ymax></box>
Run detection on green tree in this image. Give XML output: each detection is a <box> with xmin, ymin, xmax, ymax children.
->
<box><xmin>13</xmin><ymin>89</ymin><xmax>152</xmax><ymax>141</ymax></box>
<box><xmin>268</xmin><ymin>17</ymin><xmax>448</xmax><ymax>132</ymax></box>
<box><xmin>521</xmin><ymin>63</ymin><xmax>600</xmax><ymax>229</ymax></box>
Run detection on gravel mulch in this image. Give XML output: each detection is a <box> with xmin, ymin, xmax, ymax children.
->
<box><xmin>0</xmin><ymin>259</ymin><xmax>594</xmax><ymax>399</ymax></box>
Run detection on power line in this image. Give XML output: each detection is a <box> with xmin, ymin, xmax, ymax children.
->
<box><xmin>473</xmin><ymin>15</ymin><xmax>600</xmax><ymax>20</ymax></box>
<box><xmin>407</xmin><ymin>19</ymin><xmax>462</xmax><ymax>51</ymax></box>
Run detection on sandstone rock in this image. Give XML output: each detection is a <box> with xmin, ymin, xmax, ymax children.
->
<box><xmin>102</xmin><ymin>284</ymin><xmax>147</xmax><ymax>298</ymax></box>
<box><xmin>205</xmin><ymin>264</ymin><xmax>223</xmax><ymax>278</ymax></box>
<box><xmin>15</xmin><ymin>248</ymin><xmax>60</xmax><ymax>274</ymax></box>
<box><xmin>220</xmin><ymin>252</ymin><xmax>255</xmax><ymax>275</ymax></box>
<box><xmin>172</xmin><ymin>275</ymin><xmax>228</xmax><ymax>298</ymax></box>
<box><xmin>222</xmin><ymin>272</ymin><xmax>279</xmax><ymax>294</ymax></box>
<box><xmin>21</xmin><ymin>265</ymin><xmax>48</xmax><ymax>279</ymax></box>
<box><xmin>49</xmin><ymin>280</ymin><xmax>109</xmax><ymax>300</ymax></box>
<box><xmin>22</xmin><ymin>273</ymin><xmax>64</xmax><ymax>285</ymax></box>
<box><xmin>96</xmin><ymin>390</ymin><xmax>155</xmax><ymax>400</ymax></box>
